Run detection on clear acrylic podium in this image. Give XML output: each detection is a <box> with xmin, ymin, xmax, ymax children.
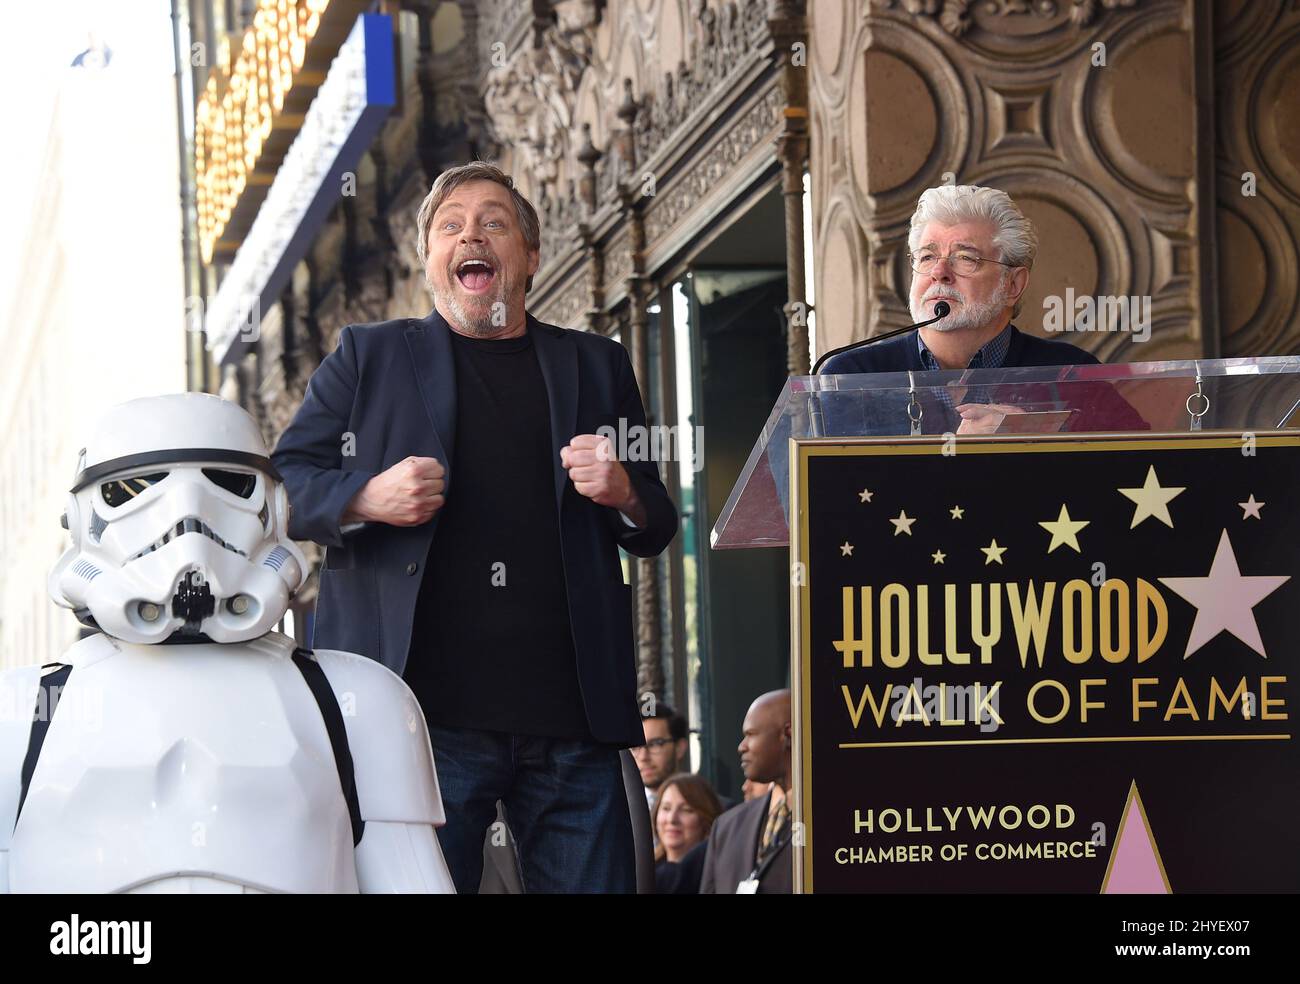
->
<box><xmin>712</xmin><ymin>357</ymin><xmax>1300</xmax><ymax>550</ymax></box>
<box><xmin>716</xmin><ymin>354</ymin><xmax>1300</xmax><ymax>893</ymax></box>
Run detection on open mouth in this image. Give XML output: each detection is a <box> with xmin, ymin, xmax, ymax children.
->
<box><xmin>130</xmin><ymin>518</ymin><xmax>247</xmax><ymax>561</ymax></box>
<box><xmin>455</xmin><ymin>257</ymin><xmax>497</xmax><ymax>293</ymax></box>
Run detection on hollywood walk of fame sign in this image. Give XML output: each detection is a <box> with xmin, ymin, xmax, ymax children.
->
<box><xmin>789</xmin><ymin>433</ymin><xmax>1300</xmax><ymax>893</ymax></box>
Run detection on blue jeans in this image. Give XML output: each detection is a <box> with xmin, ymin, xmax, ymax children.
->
<box><xmin>426</xmin><ymin>724</ymin><xmax>635</xmax><ymax>894</ymax></box>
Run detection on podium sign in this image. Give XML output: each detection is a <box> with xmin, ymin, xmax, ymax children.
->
<box><xmin>790</xmin><ymin>432</ymin><xmax>1300</xmax><ymax>893</ymax></box>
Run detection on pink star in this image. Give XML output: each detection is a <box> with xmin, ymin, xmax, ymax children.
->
<box><xmin>1158</xmin><ymin>529</ymin><xmax>1290</xmax><ymax>659</ymax></box>
<box><xmin>1238</xmin><ymin>494</ymin><xmax>1264</xmax><ymax>520</ymax></box>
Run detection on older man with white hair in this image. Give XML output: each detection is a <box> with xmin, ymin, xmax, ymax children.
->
<box><xmin>820</xmin><ymin>184</ymin><xmax>1144</xmax><ymax>433</ymax></box>
<box><xmin>823</xmin><ymin>184</ymin><xmax>1096</xmax><ymax>375</ymax></box>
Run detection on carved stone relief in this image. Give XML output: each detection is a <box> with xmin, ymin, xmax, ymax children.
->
<box><xmin>810</xmin><ymin>0</ymin><xmax>1214</xmax><ymax>363</ymax></box>
<box><xmin>1212</xmin><ymin>1</ymin><xmax>1300</xmax><ymax>357</ymax></box>
<box><xmin>481</xmin><ymin>0</ymin><xmax>778</xmax><ymax>301</ymax></box>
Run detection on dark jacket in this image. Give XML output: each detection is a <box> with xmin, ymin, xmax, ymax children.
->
<box><xmin>654</xmin><ymin>840</ymin><xmax>708</xmax><ymax>895</ymax></box>
<box><xmin>698</xmin><ymin>791</ymin><xmax>792</xmax><ymax>894</ymax></box>
<box><xmin>819</xmin><ymin>323</ymin><xmax>1098</xmax><ymax>374</ymax></box>
<box><xmin>270</xmin><ymin>309</ymin><xmax>678</xmax><ymax>747</ymax></box>
<box><xmin>818</xmin><ymin>325</ymin><xmax>1148</xmax><ymax>433</ymax></box>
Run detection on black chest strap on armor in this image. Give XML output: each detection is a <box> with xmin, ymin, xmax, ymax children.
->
<box><xmin>16</xmin><ymin>664</ymin><xmax>74</xmax><ymax>830</ymax></box>
<box><xmin>291</xmin><ymin>648</ymin><xmax>365</xmax><ymax>847</ymax></box>
<box><xmin>14</xmin><ymin>654</ymin><xmax>365</xmax><ymax>848</ymax></box>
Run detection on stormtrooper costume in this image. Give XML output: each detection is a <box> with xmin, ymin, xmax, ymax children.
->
<box><xmin>0</xmin><ymin>393</ymin><xmax>454</xmax><ymax>893</ymax></box>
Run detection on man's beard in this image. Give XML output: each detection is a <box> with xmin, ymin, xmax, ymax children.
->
<box><xmin>911</xmin><ymin>275</ymin><xmax>1011</xmax><ymax>333</ymax></box>
<box><xmin>427</xmin><ymin>269</ymin><xmax>514</xmax><ymax>336</ymax></box>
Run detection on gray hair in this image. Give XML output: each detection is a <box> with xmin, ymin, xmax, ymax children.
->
<box><xmin>907</xmin><ymin>184</ymin><xmax>1037</xmax><ymax>317</ymax></box>
<box><xmin>415</xmin><ymin>161</ymin><xmax>541</xmax><ymax>292</ymax></box>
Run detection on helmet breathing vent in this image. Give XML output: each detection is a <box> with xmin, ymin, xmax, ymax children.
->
<box><xmin>73</xmin><ymin>559</ymin><xmax>102</xmax><ymax>581</ymax></box>
<box><xmin>263</xmin><ymin>545</ymin><xmax>291</xmax><ymax>572</ymax></box>
<box><xmin>171</xmin><ymin>571</ymin><xmax>215</xmax><ymax>627</ymax></box>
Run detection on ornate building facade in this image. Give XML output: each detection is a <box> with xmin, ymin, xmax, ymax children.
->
<box><xmin>182</xmin><ymin>0</ymin><xmax>808</xmax><ymax>790</ymax></box>
<box><xmin>809</xmin><ymin>0</ymin><xmax>1300</xmax><ymax>360</ymax></box>
<box><xmin>179</xmin><ymin>0</ymin><xmax>1298</xmax><ymax>790</ymax></box>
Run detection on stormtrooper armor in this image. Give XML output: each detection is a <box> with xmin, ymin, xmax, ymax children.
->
<box><xmin>0</xmin><ymin>393</ymin><xmax>454</xmax><ymax>893</ymax></box>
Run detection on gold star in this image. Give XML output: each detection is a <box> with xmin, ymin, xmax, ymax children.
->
<box><xmin>931</xmin><ymin>549</ymin><xmax>946</xmax><ymax>564</ymax></box>
<box><xmin>981</xmin><ymin>539</ymin><xmax>1007</xmax><ymax>565</ymax></box>
<box><xmin>1038</xmin><ymin>504</ymin><xmax>1090</xmax><ymax>553</ymax></box>
<box><xmin>1118</xmin><ymin>466</ymin><xmax>1185</xmax><ymax>528</ymax></box>
<box><xmin>858</xmin><ymin>488</ymin><xmax>874</xmax><ymax>503</ymax></box>
<box><xmin>1239</xmin><ymin>495</ymin><xmax>1264</xmax><ymax>520</ymax></box>
<box><xmin>890</xmin><ymin>510</ymin><xmax>916</xmax><ymax>536</ymax></box>
<box><xmin>949</xmin><ymin>505</ymin><xmax>964</xmax><ymax>519</ymax></box>
<box><xmin>840</xmin><ymin>542</ymin><xmax>854</xmax><ymax>556</ymax></box>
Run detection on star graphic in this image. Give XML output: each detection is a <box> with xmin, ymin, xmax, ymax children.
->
<box><xmin>1118</xmin><ymin>466</ymin><xmax>1185</xmax><ymax>528</ymax></box>
<box><xmin>858</xmin><ymin>488</ymin><xmax>874</xmax><ymax>503</ymax></box>
<box><xmin>949</xmin><ymin>505</ymin><xmax>964</xmax><ymax>519</ymax></box>
<box><xmin>931</xmin><ymin>549</ymin><xmax>946</xmax><ymax>564</ymax></box>
<box><xmin>1238</xmin><ymin>495</ymin><xmax>1264</xmax><ymax>520</ymax></box>
<box><xmin>1038</xmin><ymin>504</ymin><xmax>1090</xmax><ymax>554</ymax></box>
<box><xmin>980</xmin><ymin>539</ymin><xmax>1007</xmax><ymax>565</ymax></box>
<box><xmin>840</xmin><ymin>542</ymin><xmax>854</xmax><ymax>557</ymax></box>
<box><xmin>1158</xmin><ymin>529</ymin><xmax>1290</xmax><ymax>659</ymax></box>
<box><xmin>890</xmin><ymin>510</ymin><xmax>916</xmax><ymax>536</ymax></box>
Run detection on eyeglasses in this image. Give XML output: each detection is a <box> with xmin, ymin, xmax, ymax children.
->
<box><xmin>909</xmin><ymin>250</ymin><xmax>1019</xmax><ymax>277</ymax></box>
<box><xmin>634</xmin><ymin>737</ymin><xmax>675</xmax><ymax>755</ymax></box>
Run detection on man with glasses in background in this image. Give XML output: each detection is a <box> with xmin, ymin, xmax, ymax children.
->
<box><xmin>634</xmin><ymin>705</ymin><xmax>689</xmax><ymax>812</ymax></box>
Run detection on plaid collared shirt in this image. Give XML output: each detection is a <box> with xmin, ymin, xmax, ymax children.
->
<box><xmin>917</xmin><ymin>323</ymin><xmax>1013</xmax><ymax>372</ymax></box>
<box><xmin>917</xmin><ymin>324</ymin><xmax>1013</xmax><ymax>414</ymax></box>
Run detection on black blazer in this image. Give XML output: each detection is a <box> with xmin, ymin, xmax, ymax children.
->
<box><xmin>270</xmin><ymin>309</ymin><xmax>678</xmax><ymax>747</ymax></box>
<box><xmin>698</xmin><ymin>792</ymin><xmax>793</xmax><ymax>894</ymax></box>
<box><xmin>654</xmin><ymin>841</ymin><xmax>708</xmax><ymax>895</ymax></box>
<box><xmin>819</xmin><ymin>323</ymin><xmax>1099</xmax><ymax>374</ymax></box>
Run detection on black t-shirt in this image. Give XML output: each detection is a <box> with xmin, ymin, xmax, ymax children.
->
<box><xmin>403</xmin><ymin>328</ymin><xmax>591</xmax><ymax>739</ymax></box>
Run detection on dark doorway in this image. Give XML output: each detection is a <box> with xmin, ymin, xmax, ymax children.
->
<box><xmin>669</xmin><ymin>184</ymin><xmax>792</xmax><ymax>799</ymax></box>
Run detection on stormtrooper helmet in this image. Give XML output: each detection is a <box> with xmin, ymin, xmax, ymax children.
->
<box><xmin>48</xmin><ymin>393</ymin><xmax>307</xmax><ymax>644</ymax></box>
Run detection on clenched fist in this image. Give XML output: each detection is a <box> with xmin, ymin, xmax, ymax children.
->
<box><xmin>561</xmin><ymin>434</ymin><xmax>646</xmax><ymax>527</ymax></box>
<box><xmin>343</xmin><ymin>455</ymin><xmax>446</xmax><ymax>527</ymax></box>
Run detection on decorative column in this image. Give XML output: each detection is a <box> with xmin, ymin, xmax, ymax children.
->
<box><xmin>577</xmin><ymin>123</ymin><xmax>608</xmax><ymax>336</ymax></box>
<box><xmin>403</xmin><ymin>0</ymin><xmax>441</xmax><ymax>186</ymax></box>
<box><xmin>615</xmin><ymin>85</ymin><xmax>665</xmax><ymax>702</ymax></box>
<box><xmin>625</xmin><ymin>267</ymin><xmax>666</xmax><ymax>702</ymax></box>
<box><xmin>770</xmin><ymin>0</ymin><xmax>810</xmax><ymax>375</ymax></box>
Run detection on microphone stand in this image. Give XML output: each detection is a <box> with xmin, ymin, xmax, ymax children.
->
<box><xmin>811</xmin><ymin>301</ymin><xmax>952</xmax><ymax>375</ymax></box>
<box><xmin>808</xmin><ymin>301</ymin><xmax>953</xmax><ymax>437</ymax></box>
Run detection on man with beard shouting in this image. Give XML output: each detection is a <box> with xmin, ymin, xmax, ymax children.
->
<box><xmin>272</xmin><ymin>161</ymin><xmax>678</xmax><ymax>893</ymax></box>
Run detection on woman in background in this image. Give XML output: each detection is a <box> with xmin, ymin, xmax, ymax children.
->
<box><xmin>653</xmin><ymin>772</ymin><xmax>724</xmax><ymax>894</ymax></box>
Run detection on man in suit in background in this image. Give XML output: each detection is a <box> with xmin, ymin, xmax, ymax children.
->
<box><xmin>699</xmin><ymin>690</ymin><xmax>793</xmax><ymax>894</ymax></box>
<box><xmin>271</xmin><ymin>161</ymin><xmax>677</xmax><ymax>893</ymax></box>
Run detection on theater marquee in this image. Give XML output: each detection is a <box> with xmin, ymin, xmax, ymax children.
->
<box><xmin>194</xmin><ymin>0</ymin><xmax>370</xmax><ymax>265</ymax></box>
<box><xmin>789</xmin><ymin>433</ymin><xmax>1300</xmax><ymax>893</ymax></box>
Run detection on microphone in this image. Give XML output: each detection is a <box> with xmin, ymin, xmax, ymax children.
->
<box><xmin>812</xmin><ymin>301</ymin><xmax>951</xmax><ymax>375</ymax></box>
